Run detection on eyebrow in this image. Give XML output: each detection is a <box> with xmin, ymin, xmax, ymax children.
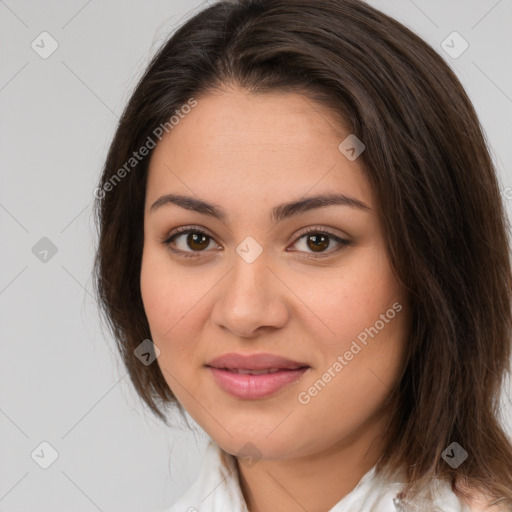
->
<box><xmin>150</xmin><ymin>192</ymin><xmax>371</xmax><ymax>223</ymax></box>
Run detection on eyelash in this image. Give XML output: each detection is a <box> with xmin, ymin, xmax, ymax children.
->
<box><xmin>160</xmin><ymin>225</ymin><xmax>351</xmax><ymax>259</ymax></box>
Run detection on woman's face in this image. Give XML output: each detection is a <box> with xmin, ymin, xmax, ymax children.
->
<box><xmin>140</xmin><ymin>85</ymin><xmax>410</xmax><ymax>460</ymax></box>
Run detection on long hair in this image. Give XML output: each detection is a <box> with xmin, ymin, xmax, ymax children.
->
<box><xmin>93</xmin><ymin>0</ymin><xmax>512</xmax><ymax>506</ymax></box>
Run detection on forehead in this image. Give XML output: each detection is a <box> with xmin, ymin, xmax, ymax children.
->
<box><xmin>146</xmin><ymin>86</ymin><xmax>372</xmax><ymax>212</ymax></box>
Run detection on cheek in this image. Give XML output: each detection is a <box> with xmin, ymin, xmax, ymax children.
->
<box><xmin>306</xmin><ymin>248</ymin><xmax>402</xmax><ymax>349</ymax></box>
<box><xmin>140</xmin><ymin>247</ymin><xmax>214</xmax><ymax>369</ymax></box>
<box><xmin>140</xmin><ymin>253</ymin><xmax>199</xmax><ymax>390</ymax></box>
<box><xmin>301</xmin><ymin>247</ymin><xmax>408</xmax><ymax>408</ymax></box>
<box><xmin>140</xmin><ymin>248</ymin><xmax>192</xmax><ymax>341</ymax></box>
<box><xmin>140</xmin><ymin>259</ymin><xmax>172</xmax><ymax>337</ymax></box>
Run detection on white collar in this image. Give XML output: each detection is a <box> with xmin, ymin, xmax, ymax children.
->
<box><xmin>166</xmin><ymin>439</ymin><xmax>471</xmax><ymax>512</ymax></box>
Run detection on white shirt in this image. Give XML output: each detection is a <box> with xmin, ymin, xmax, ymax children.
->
<box><xmin>165</xmin><ymin>439</ymin><xmax>476</xmax><ymax>512</ymax></box>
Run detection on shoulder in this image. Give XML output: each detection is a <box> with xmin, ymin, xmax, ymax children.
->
<box><xmin>394</xmin><ymin>473</ymin><xmax>510</xmax><ymax>512</ymax></box>
<box><xmin>461</xmin><ymin>497</ymin><xmax>508</xmax><ymax>512</ymax></box>
<box><xmin>455</xmin><ymin>485</ymin><xmax>509</xmax><ymax>512</ymax></box>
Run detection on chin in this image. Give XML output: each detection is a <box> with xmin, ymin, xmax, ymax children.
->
<box><xmin>210</xmin><ymin>427</ymin><xmax>302</xmax><ymax>462</ymax></box>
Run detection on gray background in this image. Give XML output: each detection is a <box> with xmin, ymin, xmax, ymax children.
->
<box><xmin>1</xmin><ymin>1</ymin><xmax>511</xmax><ymax>510</ymax></box>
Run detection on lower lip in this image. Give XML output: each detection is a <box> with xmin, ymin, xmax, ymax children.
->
<box><xmin>207</xmin><ymin>367</ymin><xmax>309</xmax><ymax>399</ymax></box>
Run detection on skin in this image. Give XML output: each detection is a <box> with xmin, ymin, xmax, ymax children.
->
<box><xmin>140</xmin><ymin>84</ymin><xmax>411</xmax><ymax>512</ymax></box>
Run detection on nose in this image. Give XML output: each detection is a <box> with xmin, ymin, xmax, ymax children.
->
<box><xmin>210</xmin><ymin>251</ymin><xmax>289</xmax><ymax>339</ymax></box>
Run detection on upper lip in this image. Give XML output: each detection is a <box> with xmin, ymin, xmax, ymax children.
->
<box><xmin>205</xmin><ymin>352</ymin><xmax>309</xmax><ymax>371</ymax></box>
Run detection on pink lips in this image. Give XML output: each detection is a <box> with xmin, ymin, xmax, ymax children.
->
<box><xmin>205</xmin><ymin>352</ymin><xmax>310</xmax><ymax>399</ymax></box>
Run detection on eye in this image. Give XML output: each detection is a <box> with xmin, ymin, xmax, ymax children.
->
<box><xmin>161</xmin><ymin>226</ymin><xmax>219</xmax><ymax>258</ymax></box>
<box><xmin>287</xmin><ymin>226</ymin><xmax>351</xmax><ymax>257</ymax></box>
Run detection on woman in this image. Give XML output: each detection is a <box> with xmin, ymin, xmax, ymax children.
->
<box><xmin>93</xmin><ymin>0</ymin><xmax>512</xmax><ymax>510</ymax></box>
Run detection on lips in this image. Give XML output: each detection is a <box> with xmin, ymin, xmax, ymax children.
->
<box><xmin>205</xmin><ymin>352</ymin><xmax>310</xmax><ymax>399</ymax></box>
<box><xmin>223</xmin><ymin>368</ymin><xmax>283</xmax><ymax>375</ymax></box>
<box><xmin>206</xmin><ymin>352</ymin><xmax>309</xmax><ymax>371</ymax></box>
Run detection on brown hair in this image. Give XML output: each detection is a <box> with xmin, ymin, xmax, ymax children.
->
<box><xmin>93</xmin><ymin>0</ymin><xmax>512</xmax><ymax>506</ymax></box>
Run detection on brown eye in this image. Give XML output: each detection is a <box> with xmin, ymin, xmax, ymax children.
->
<box><xmin>185</xmin><ymin>232</ymin><xmax>210</xmax><ymax>251</ymax></box>
<box><xmin>289</xmin><ymin>228</ymin><xmax>351</xmax><ymax>257</ymax></box>
<box><xmin>306</xmin><ymin>233</ymin><xmax>330</xmax><ymax>252</ymax></box>
<box><xmin>162</xmin><ymin>228</ymin><xmax>218</xmax><ymax>258</ymax></box>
